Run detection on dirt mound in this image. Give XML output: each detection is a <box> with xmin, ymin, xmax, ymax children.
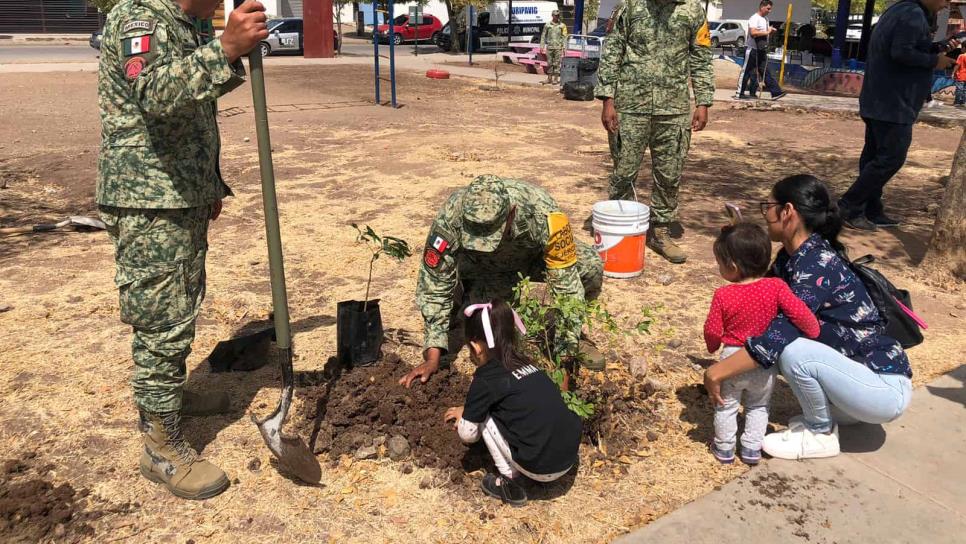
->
<box><xmin>0</xmin><ymin>452</ymin><xmax>121</xmax><ymax>543</ymax></box>
<box><xmin>296</xmin><ymin>354</ymin><xmax>483</xmax><ymax>474</ymax></box>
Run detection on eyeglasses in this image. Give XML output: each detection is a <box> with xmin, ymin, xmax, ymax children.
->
<box><xmin>759</xmin><ymin>201</ymin><xmax>781</xmax><ymax>216</ymax></box>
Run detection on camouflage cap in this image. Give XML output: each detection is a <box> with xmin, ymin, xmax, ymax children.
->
<box><xmin>460</xmin><ymin>176</ymin><xmax>511</xmax><ymax>252</ymax></box>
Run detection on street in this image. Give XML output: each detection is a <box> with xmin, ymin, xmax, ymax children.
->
<box><xmin>0</xmin><ymin>38</ymin><xmax>441</xmax><ymax>64</ymax></box>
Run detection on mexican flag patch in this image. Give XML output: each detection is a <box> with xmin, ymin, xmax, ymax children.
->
<box><xmin>123</xmin><ymin>35</ymin><xmax>151</xmax><ymax>56</ymax></box>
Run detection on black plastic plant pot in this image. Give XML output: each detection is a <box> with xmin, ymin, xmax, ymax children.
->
<box><xmin>336</xmin><ymin>299</ymin><xmax>384</xmax><ymax>367</ymax></box>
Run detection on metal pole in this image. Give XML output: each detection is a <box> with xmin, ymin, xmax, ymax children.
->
<box><xmin>247</xmin><ymin>52</ymin><xmax>291</xmax><ymax>352</ymax></box>
<box><xmin>508</xmin><ymin>0</ymin><xmax>513</xmax><ymax>47</ymax></box>
<box><xmin>372</xmin><ymin>2</ymin><xmax>380</xmax><ymax>104</ymax></box>
<box><xmin>779</xmin><ymin>3</ymin><xmax>792</xmax><ymax>86</ymax></box>
<box><xmin>831</xmin><ymin>0</ymin><xmax>852</xmax><ymax>67</ymax></box>
<box><xmin>388</xmin><ymin>0</ymin><xmax>398</xmax><ymax>108</ymax></box>
<box><xmin>574</xmin><ymin>0</ymin><xmax>584</xmax><ymax>35</ymax></box>
<box><xmin>857</xmin><ymin>0</ymin><xmax>875</xmax><ymax>61</ymax></box>
<box><xmin>467</xmin><ymin>6</ymin><xmax>474</xmax><ymax>65</ymax></box>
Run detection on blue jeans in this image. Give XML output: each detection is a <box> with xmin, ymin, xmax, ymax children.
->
<box><xmin>955</xmin><ymin>81</ymin><xmax>966</xmax><ymax>105</ymax></box>
<box><xmin>777</xmin><ymin>339</ymin><xmax>913</xmax><ymax>433</ymax></box>
<box><xmin>740</xmin><ymin>48</ymin><xmax>783</xmax><ymax>97</ymax></box>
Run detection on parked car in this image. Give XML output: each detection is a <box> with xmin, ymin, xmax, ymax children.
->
<box><xmin>377</xmin><ymin>14</ymin><xmax>443</xmax><ymax>46</ymax></box>
<box><xmin>260</xmin><ymin>17</ymin><xmax>341</xmax><ymax>57</ymax></box>
<box><xmin>845</xmin><ymin>23</ymin><xmax>863</xmax><ymax>42</ymax></box>
<box><xmin>709</xmin><ymin>20</ymin><xmax>745</xmax><ymax>48</ymax></box>
<box><xmin>90</xmin><ymin>30</ymin><xmax>102</xmax><ymax>50</ymax></box>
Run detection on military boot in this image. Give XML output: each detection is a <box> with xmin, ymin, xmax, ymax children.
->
<box><xmin>139</xmin><ymin>411</ymin><xmax>229</xmax><ymax>500</ymax></box>
<box><xmin>578</xmin><ymin>338</ymin><xmax>606</xmax><ymax>371</ymax></box>
<box><xmin>647</xmin><ymin>224</ymin><xmax>687</xmax><ymax>264</ymax></box>
<box><xmin>181</xmin><ymin>389</ymin><xmax>231</xmax><ymax>417</ymax></box>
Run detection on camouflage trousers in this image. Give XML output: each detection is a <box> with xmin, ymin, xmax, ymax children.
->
<box><xmin>546</xmin><ymin>48</ymin><xmax>563</xmax><ymax>78</ymax></box>
<box><xmin>449</xmin><ymin>241</ymin><xmax>603</xmax><ymax>354</ymax></box>
<box><xmin>608</xmin><ymin>112</ymin><xmax>692</xmax><ymax>224</ymax></box>
<box><xmin>99</xmin><ymin>205</ymin><xmax>211</xmax><ymax>414</ymax></box>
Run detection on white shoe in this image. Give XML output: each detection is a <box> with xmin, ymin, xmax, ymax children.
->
<box><xmin>763</xmin><ymin>422</ymin><xmax>840</xmax><ymax>460</ymax></box>
<box><xmin>925</xmin><ymin>100</ymin><xmax>941</xmax><ymax>108</ymax></box>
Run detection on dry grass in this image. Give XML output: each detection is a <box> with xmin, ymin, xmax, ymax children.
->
<box><xmin>0</xmin><ymin>65</ymin><xmax>962</xmax><ymax>543</ymax></box>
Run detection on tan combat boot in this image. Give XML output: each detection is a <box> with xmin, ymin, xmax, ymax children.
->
<box><xmin>181</xmin><ymin>389</ymin><xmax>231</xmax><ymax>417</ymax></box>
<box><xmin>647</xmin><ymin>224</ymin><xmax>687</xmax><ymax>264</ymax></box>
<box><xmin>139</xmin><ymin>411</ymin><xmax>229</xmax><ymax>500</ymax></box>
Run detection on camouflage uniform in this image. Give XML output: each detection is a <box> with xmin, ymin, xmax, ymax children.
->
<box><xmin>596</xmin><ymin>0</ymin><xmax>714</xmax><ymax>224</ymax></box>
<box><xmin>417</xmin><ymin>176</ymin><xmax>603</xmax><ymax>357</ymax></box>
<box><xmin>540</xmin><ymin>19</ymin><xmax>568</xmax><ymax>82</ymax></box>
<box><xmin>97</xmin><ymin>0</ymin><xmax>245</xmax><ymax>415</ymax></box>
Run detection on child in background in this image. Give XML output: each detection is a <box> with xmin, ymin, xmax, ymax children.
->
<box><xmin>445</xmin><ymin>299</ymin><xmax>581</xmax><ymax>507</ymax></box>
<box><xmin>704</xmin><ymin>223</ymin><xmax>820</xmax><ymax>465</ymax></box>
<box><xmin>955</xmin><ymin>52</ymin><xmax>966</xmax><ymax>107</ymax></box>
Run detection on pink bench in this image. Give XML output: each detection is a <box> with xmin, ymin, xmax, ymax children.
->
<box><xmin>518</xmin><ymin>58</ymin><xmax>549</xmax><ymax>74</ymax></box>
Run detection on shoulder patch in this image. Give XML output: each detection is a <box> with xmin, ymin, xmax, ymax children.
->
<box><xmin>122</xmin><ymin>35</ymin><xmax>153</xmax><ymax>56</ymax></box>
<box><xmin>121</xmin><ymin>20</ymin><xmax>157</xmax><ymax>34</ymax></box>
<box><xmin>695</xmin><ymin>21</ymin><xmax>711</xmax><ymax>47</ymax></box>
<box><xmin>424</xmin><ymin>248</ymin><xmax>442</xmax><ymax>268</ymax></box>
<box><xmin>544</xmin><ymin>212</ymin><xmax>577</xmax><ymax>270</ymax></box>
<box><xmin>124</xmin><ymin>56</ymin><xmax>146</xmax><ymax>80</ymax></box>
<box><xmin>427</xmin><ymin>232</ymin><xmax>451</xmax><ymax>254</ymax></box>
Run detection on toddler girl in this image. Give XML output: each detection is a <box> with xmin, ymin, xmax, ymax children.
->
<box><xmin>445</xmin><ymin>299</ymin><xmax>581</xmax><ymax>507</ymax></box>
<box><xmin>703</xmin><ymin>223</ymin><xmax>820</xmax><ymax>465</ymax></box>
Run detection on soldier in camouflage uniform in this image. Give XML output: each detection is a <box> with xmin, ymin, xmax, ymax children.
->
<box><xmin>596</xmin><ymin>0</ymin><xmax>714</xmax><ymax>264</ymax></box>
<box><xmin>399</xmin><ymin>175</ymin><xmax>604</xmax><ymax>388</ymax></box>
<box><xmin>540</xmin><ymin>10</ymin><xmax>568</xmax><ymax>85</ymax></box>
<box><xmin>97</xmin><ymin>0</ymin><xmax>268</xmax><ymax>500</ymax></box>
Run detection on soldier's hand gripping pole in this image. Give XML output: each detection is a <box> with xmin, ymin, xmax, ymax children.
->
<box><xmin>248</xmin><ymin>51</ymin><xmax>322</xmax><ymax>484</ymax></box>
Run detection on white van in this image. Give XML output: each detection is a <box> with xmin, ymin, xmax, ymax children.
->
<box><xmin>440</xmin><ymin>1</ymin><xmax>558</xmax><ymax>51</ymax></box>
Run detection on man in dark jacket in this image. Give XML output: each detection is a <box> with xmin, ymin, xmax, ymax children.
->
<box><xmin>838</xmin><ymin>0</ymin><xmax>957</xmax><ymax>230</ymax></box>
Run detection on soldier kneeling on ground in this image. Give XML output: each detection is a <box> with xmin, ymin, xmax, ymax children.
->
<box><xmin>400</xmin><ymin>175</ymin><xmax>605</xmax><ymax>388</ymax></box>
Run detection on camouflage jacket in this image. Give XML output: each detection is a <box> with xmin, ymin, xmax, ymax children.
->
<box><xmin>540</xmin><ymin>21</ymin><xmax>568</xmax><ymax>49</ymax></box>
<box><xmin>417</xmin><ymin>177</ymin><xmax>585</xmax><ymax>351</ymax></box>
<box><xmin>96</xmin><ymin>0</ymin><xmax>245</xmax><ymax>209</ymax></box>
<box><xmin>596</xmin><ymin>0</ymin><xmax>714</xmax><ymax>114</ymax></box>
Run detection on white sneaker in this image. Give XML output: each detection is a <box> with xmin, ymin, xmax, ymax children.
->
<box><xmin>763</xmin><ymin>423</ymin><xmax>840</xmax><ymax>460</ymax></box>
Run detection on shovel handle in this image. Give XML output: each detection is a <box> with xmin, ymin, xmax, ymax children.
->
<box><xmin>249</xmin><ymin>51</ymin><xmax>292</xmax><ymax>351</ymax></box>
<box><xmin>0</xmin><ymin>220</ymin><xmax>69</xmax><ymax>235</ymax></box>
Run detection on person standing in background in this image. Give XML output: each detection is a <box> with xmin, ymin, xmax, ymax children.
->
<box><xmin>540</xmin><ymin>10</ymin><xmax>568</xmax><ymax>85</ymax></box>
<box><xmin>739</xmin><ymin>0</ymin><xmax>785</xmax><ymax>100</ymax></box>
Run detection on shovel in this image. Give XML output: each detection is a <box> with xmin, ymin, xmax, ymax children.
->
<box><xmin>0</xmin><ymin>216</ymin><xmax>106</xmax><ymax>236</ymax></box>
<box><xmin>247</xmin><ymin>50</ymin><xmax>322</xmax><ymax>484</ymax></box>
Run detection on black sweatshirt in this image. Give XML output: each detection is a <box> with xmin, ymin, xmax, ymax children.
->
<box><xmin>859</xmin><ymin>0</ymin><xmax>938</xmax><ymax>125</ymax></box>
<box><xmin>462</xmin><ymin>358</ymin><xmax>582</xmax><ymax>475</ymax></box>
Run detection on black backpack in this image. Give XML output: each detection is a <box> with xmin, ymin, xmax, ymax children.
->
<box><xmin>563</xmin><ymin>81</ymin><xmax>595</xmax><ymax>101</ymax></box>
<box><xmin>848</xmin><ymin>255</ymin><xmax>926</xmax><ymax>349</ymax></box>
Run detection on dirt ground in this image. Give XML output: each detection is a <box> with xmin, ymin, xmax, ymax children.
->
<box><xmin>0</xmin><ymin>64</ymin><xmax>963</xmax><ymax>543</ymax></box>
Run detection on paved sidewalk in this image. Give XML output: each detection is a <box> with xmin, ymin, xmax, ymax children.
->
<box><xmin>615</xmin><ymin>364</ymin><xmax>966</xmax><ymax>544</ymax></box>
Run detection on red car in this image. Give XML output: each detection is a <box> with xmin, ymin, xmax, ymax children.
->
<box><xmin>376</xmin><ymin>14</ymin><xmax>443</xmax><ymax>45</ymax></box>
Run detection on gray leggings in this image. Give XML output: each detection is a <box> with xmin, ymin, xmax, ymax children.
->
<box><xmin>714</xmin><ymin>346</ymin><xmax>776</xmax><ymax>451</ymax></box>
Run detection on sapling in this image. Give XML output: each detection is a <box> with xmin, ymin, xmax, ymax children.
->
<box><xmin>351</xmin><ymin>224</ymin><xmax>412</xmax><ymax>311</ymax></box>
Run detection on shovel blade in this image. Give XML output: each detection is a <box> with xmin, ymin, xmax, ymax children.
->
<box><xmin>252</xmin><ymin>348</ymin><xmax>322</xmax><ymax>484</ymax></box>
<box><xmin>68</xmin><ymin>216</ymin><xmax>107</xmax><ymax>230</ymax></box>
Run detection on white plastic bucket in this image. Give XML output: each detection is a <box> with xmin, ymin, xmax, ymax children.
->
<box><xmin>592</xmin><ymin>200</ymin><xmax>650</xmax><ymax>279</ymax></box>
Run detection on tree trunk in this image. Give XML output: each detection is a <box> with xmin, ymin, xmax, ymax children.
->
<box><xmin>922</xmin><ymin>128</ymin><xmax>966</xmax><ymax>280</ymax></box>
<box><xmin>446</xmin><ymin>0</ymin><xmax>463</xmax><ymax>53</ymax></box>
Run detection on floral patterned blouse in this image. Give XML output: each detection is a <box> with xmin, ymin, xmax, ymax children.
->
<box><xmin>747</xmin><ymin>233</ymin><xmax>911</xmax><ymax>377</ymax></box>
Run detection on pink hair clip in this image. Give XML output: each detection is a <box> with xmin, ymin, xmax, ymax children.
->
<box><xmin>463</xmin><ymin>303</ymin><xmax>527</xmax><ymax>348</ymax></box>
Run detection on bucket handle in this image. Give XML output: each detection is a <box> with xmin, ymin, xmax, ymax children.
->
<box><xmin>616</xmin><ymin>184</ymin><xmax>646</xmax><ymax>223</ymax></box>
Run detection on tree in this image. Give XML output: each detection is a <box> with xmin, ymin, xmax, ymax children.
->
<box><xmin>922</xmin><ymin>129</ymin><xmax>966</xmax><ymax>281</ymax></box>
<box><xmin>444</xmin><ymin>0</ymin><xmax>488</xmax><ymax>53</ymax></box>
<box><xmin>335</xmin><ymin>0</ymin><xmax>352</xmax><ymax>53</ymax></box>
<box><xmin>89</xmin><ymin>0</ymin><xmax>120</xmax><ymax>12</ymax></box>
<box><xmin>583</xmin><ymin>0</ymin><xmax>601</xmax><ymax>35</ymax></box>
